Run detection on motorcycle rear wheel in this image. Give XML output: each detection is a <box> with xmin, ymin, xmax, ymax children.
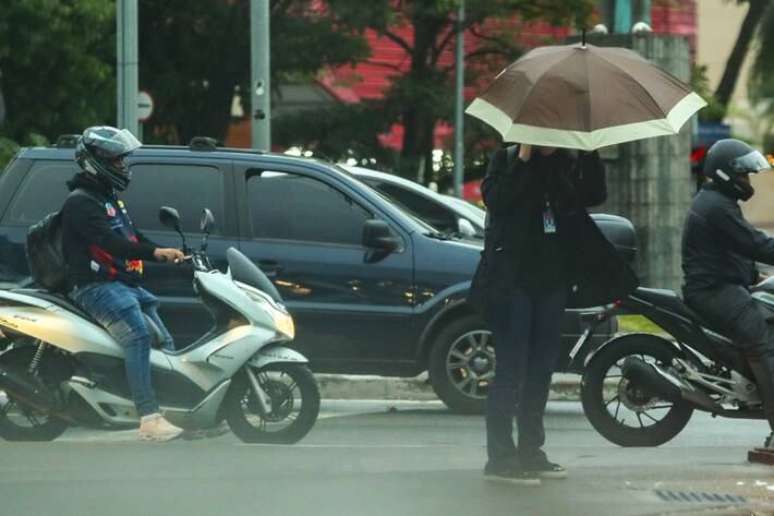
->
<box><xmin>581</xmin><ymin>334</ymin><xmax>693</xmax><ymax>447</ymax></box>
<box><xmin>224</xmin><ymin>363</ymin><xmax>320</xmax><ymax>444</ymax></box>
<box><xmin>0</xmin><ymin>346</ymin><xmax>68</xmax><ymax>442</ymax></box>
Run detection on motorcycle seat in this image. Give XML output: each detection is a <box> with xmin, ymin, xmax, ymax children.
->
<box><xmin>10</xmin><ymin>289</ymin><xmax>165</xmax><ymax>349</ymax></box>
<box><xmin>633</xmin><ymin>288</ymin><xmax>715</xmax><ymax>329</ymax></box>
<box><xmin>12</xmin><ymin>288</ymin><xmax>101</xmax><ymax>326</ymax></box>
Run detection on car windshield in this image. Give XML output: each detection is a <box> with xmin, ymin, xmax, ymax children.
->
<box><xmin>334</xmin><ymin>165</ymin><xmax>443</xmax><ymax>235</ymax></box>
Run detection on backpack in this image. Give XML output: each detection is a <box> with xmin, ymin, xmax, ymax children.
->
<box><xmin>25</xmin><ymin>189</ymin><xmax>99</xmax><ymax>292</ymax></box>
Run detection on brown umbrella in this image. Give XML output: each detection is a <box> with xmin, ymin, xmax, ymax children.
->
<box><xmin>465</xmin><ymin>43</ymin><xmax>706</xmax><ymax>150</ymax></box>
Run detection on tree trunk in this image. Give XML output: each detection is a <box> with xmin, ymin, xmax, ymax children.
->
<box><xmin>398</xmin><ymin>13</ymin><xmax>443</xmax><ymax>182</ymax></box>
<box><xmin>715</xmin><ymin>0</ymin><xmax>768</xmax><ymax>109</ymax></box>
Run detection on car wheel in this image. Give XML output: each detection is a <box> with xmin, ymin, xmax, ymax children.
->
<box><xmin>428</xmin><ymin>314</ymin><xmax>491</xmax><ymax>414</ymax></box>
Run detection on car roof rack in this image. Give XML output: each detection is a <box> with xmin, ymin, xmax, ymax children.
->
<box><xmin>54</xmin><ymin>134</ymin><xmax>81</xmax><ymax>148</ymax></box>
<box><xmin>189</xmin><ymin>136</ymin><xmax>219</xmax><ymax>151</ymax></box>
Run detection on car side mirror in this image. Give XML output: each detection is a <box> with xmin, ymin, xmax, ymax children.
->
<box><xmin>362</xmin><ymin>220</ymin><xmax>400</xmax><ymax>253</ymax></box>
<box><xmin>457</xmin><ymin>218</ymin><xmax>477</xmax><ymax>238</ymax></box>
<box><xmin>159</xmin><ymin>207</ymin><xmax>182</xmax><ymax>232</ymax></box>
<box><xmin>200</xmin><ymin>208</ymin><xmax>215</xmax><ymax>234</ymax></box>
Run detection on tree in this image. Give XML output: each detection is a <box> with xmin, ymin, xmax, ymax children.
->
<box><xmin>278</xmin><ymin>0</ymin><xmax>595</xmax><ymax>181</ymax></box>
<box><xmin>749</xmin><ymin>2</ymin><xmax>774</xmax><ymax>149</ymax></box>
<box><xmin>714</xmin><ymin>0</ymin><xmax>772</xmax><ymax>111</ymax></box>
<box><xmin>139</xmin><ymin>0</ymin><xmax>370</xmax><ymax>144</ymax></box>
<box><xmin>0</xmin><ymin>0</ymin><xmax>115</xmax><ymax>144</ymax></box>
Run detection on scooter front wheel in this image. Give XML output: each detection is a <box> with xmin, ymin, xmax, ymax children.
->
<box><xmin>224</xmin><ymin>363</ymin><xmax>320</xmax><ymax>444</ymax></box>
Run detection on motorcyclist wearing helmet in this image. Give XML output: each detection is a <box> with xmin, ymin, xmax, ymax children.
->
<box><xmin>682</xmin><ymin>138</ymin><xmax>774</xmax><ymax>449</ymax></box>
<box><xmin>61</xmin><ymin>126</ymin><xmax>185</xmax><ymax>441</ymax></box>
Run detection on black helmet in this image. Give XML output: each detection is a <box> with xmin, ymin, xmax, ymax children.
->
<box><xmin>703</xmin><ymin>139</ymin><xmax>771</xmax><ymax>201</ymax></box>
<box><xmin>75</xmin><ymin>126</ymin><xmax>141</xmax><ymax>191</ymax></box>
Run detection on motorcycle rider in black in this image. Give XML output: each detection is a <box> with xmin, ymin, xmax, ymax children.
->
<box><xmin>681</xmin><ymin>138</ymin><xmax>774</xmax><ymax>448</ymax></box>
<box><xmin>62</xmin><ymin>126</ymin><xmax>186</xmax><ymax>441</ymax></box>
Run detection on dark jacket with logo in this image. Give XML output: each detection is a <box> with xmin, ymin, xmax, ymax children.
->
<box><xmin>469</xmin><ymin>146</ymin><xmax>638</xmax><ymax>310</ymax></box>
<box><xmin>682</xmin><ymin>183</ymin><xmax>774</xmax><ymax>300</ymax></box>
<box><xmin>61</xmin><ymin>174</ymin><xmax>158</xmax><ymax>290</ymax></box>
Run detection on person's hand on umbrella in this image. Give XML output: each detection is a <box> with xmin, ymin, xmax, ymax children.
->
<box><xmin>518</xmin><ymin>144</ymin><xmax>532</xmax><ymax>162</ymax></box>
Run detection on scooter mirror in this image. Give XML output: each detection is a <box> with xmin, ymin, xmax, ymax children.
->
<box><xmin>200</xmin><ymin>208</ymin><xmax>215</xmax><ymax>234</ymax></box>
<box><xmin>159</xmin><ymin>207</ymin><xmax>182</xmax><ymax>232</ymax></box>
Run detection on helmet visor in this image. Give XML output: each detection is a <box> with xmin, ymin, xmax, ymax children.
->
<box><xmin>84</xmin><ymin>128</ymin><xmax>142</xmax><ymax>158</ymax></box>
<box><xmin>730</xmin><ymin>150</ymin><xmax>772</xmax><ymax>174</ymax></box>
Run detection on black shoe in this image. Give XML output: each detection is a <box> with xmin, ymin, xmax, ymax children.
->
<box><xmin>764</xmin><ymin>432</ymin><xmax>774</xmax><ymax>450</ymax></box>
<box><xmin>484</xmin><ymin>460</ymin><xmax>541</xmax><ymax>486</ymax></box>
<box><xmin>521</xmin><ymin>453</ymin><xmax>567</xmax><ymax>480</ymax></box>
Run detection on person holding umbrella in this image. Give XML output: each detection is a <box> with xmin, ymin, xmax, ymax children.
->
<box><xmin>467</xmin><ymin>39</ymin><xmax>704</xmax><ymax>485</ymax></box>
<box><xmin>474</xmin><ymin>141</ymin><xmax>635</xmax><ymax>485</ymax></box>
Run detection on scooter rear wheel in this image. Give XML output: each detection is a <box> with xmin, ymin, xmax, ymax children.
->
<box><xmin>224</xmin><ymin>363</ymin><xmax>320</xmax><ymax>444</ymax></box>
<box><xmin>0</xmin><ymin>346</ymin><xmax>69</xmax><ymax>442</ymax></box>
<box><xmin>581</xmin><ymin>334</ymin><xmax>693</xmax><ymax>447</ymax></box>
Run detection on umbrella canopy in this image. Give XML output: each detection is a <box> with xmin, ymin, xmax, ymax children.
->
<box><xmin>465</xmin><ymin>43</ymin><xmax>706</xmax><ymax>150</ymax></box>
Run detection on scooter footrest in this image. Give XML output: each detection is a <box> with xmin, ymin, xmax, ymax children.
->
<box><xmin>748</xmin><ymin>448</ymin><xmax>774</xmax><ymax>465</ymax></box>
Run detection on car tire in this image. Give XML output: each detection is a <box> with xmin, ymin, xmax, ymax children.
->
<box><xmin>428</xmin><ymin>314</ymin><xmax>492</xmax><ymax>414</ymax></box>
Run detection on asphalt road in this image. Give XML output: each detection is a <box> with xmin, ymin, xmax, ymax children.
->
<box><xmin>0</xmin><ymin>400</ymin><xmax>772</xmax><ymax>516</ymax></box>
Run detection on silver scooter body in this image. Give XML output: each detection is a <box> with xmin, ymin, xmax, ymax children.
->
<box><xmin>0</xmin><ymin>234</ymin><xmax>306</xmax><ymax>430</ymax></box>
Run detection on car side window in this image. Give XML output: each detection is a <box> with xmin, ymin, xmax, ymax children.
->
<box><xmin>247</xmin><ymin>171</ymin><xmax>371</xmax><ymax>245</ymax></box>
<box><xmin>370</xmin><ymin>181</ymin><xmax>457</xmax><ymax>234</ymax></box>
<box><xmin>4</xmin><ymin>161</ymin><xmax>76</xmax><ymax>224</ymax></box>
<box><xmin>121</xmin><ymin>163</ymin><xmax>226</xmax><ymax>234</ymax></box>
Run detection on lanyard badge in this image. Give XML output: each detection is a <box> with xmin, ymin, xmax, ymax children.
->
<box><xmin>542</xmin><ymin>200</ymin><xmax>557</xmax><ymax>234</ymax></box>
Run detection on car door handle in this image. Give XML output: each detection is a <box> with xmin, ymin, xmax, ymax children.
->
<box><xmin>258</xmin><ymin>260</ymin><xmax>284</xmax><ymax>277</ymax></box>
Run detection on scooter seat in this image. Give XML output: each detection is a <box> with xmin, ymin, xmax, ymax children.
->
<box><xmin>10</xmin><ymin>289</ymin><xmax>165</xmax><ymax>349</ymax></box>
<box><xmin>11</xmin><ymin>288</ymin><xmax>101</xmax><ymax>326</ymax></box>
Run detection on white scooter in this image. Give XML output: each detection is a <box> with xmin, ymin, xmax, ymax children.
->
<box><xmin>0</xmin><ymin>206</ymin><xmax>319</xmax><ymax>443</ymax></box>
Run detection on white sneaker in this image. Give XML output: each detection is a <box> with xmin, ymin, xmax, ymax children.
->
<box><xmin>138</xmin><ymin>413</ymin><xmax>184</xmax><ymax>442</ymax></box>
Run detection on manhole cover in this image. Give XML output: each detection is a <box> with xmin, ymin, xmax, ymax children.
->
<box><xmin>655</xmin><ymin>489</ymin><xmax>747</xmax><ymax>504</ymax></box>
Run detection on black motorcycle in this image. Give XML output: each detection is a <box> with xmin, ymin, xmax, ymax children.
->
<box><xmin>573</xmin><ymin>280</ymin><xmax>773</xmax><ymax>447</ymax></box>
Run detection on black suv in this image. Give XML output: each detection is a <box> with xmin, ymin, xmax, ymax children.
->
<box><xmin>0</xmin><ymin>140</ymin><xmax>622</xmax><ymax>413</ymax></box>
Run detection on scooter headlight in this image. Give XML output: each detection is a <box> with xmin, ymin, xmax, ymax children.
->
<box><xmin>270</xmin><ymin>307</ymin><xmax>295</xmax><ymax>340</ymax></box>
<box><xmin>236</xmin><ymin>281</ymin><xmax>295</xmax><ymax>339</ymax></box>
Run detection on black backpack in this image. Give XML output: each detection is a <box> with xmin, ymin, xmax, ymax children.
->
<box><xmin>25</xmin><ymin>189</ymin><xmax>99</xmax><ymax>292</ymax></box>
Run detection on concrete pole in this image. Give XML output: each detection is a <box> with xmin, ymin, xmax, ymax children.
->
<box><xmin>116</xmin><ymin>0</ymin><xmax>139</xmax><ymax>137</ymax></box>
<box><xmin>452</xmin><ymin>0</ymin><xmax>465</xmax><ymax>198</ymax></box>
<box><xmin>251</xmin><ymin>0</ymin><xmax>271</xmax><ymax>150</ymax></box>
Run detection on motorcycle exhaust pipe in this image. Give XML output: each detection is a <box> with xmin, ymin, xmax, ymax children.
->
<box><xmin>621</xmin><ymin>357</ymin><xmax>723</xmax><ymax>412</ymax></box>
<box><xmin>621</xmin><ymin>357</ymin><xmax>683</xmax><ymax>404</ymax></box>
<box><xmin>0</xmin><ymin>363</ymin><xmax>57</xmax><ymax>412</ymax></box>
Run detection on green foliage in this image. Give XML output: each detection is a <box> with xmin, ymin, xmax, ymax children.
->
<box><xmin>691</xmin><ymin>64</ymin><xmax>727</xmax><ymax>122</ymax></box>
<box><xmin>139</xmin><ymin>0</ymin><xmax>370</xmax><ymax>144</ymax></box>
<box><xmin>0</xmin><ymin>0</ymin><xmax>115</xmax><ymax>143</ymax></box>
<box><xmin>749</xmin><ymin>3</ymin><xmax>774</xmax><ymax>144</ymax></box>
<box><xmin>0</xmin><ymin>137</ymin><xmax>20</xmax><ymax>172</ymax></box>
<box><xmin>273</xmin><ymin>102</ymin><xmax>395</xmax><ymax>166</ymax></box>
<box><xmin>282</xmin><ymin>0</ymin><xmax>596</xmax><ymax>181</ymax></box>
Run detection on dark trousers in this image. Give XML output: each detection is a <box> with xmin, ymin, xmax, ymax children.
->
<box><xmin>686</xmin><ymin>284</ymin><xmax>774</xmax><ymax>432</ymax></box>
<box><xmin>485</xmin><ymin>287</ymin><xmax>567</xmax><ymax>463</ymax></box>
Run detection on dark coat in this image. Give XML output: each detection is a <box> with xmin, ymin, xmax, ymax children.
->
<box><xmin>682</xmin><ymin>183</ymin><xmax>774</xmax><ymax>300</ymax></box>
<box><xmin>468</xmin><ymin>146</ymin><xmax>638</xmax><ymax>310</ymax></box>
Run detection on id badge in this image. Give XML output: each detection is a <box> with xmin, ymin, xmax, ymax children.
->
<box><xmin>543</xmin><ymin>203</ymin><xmax>557</xmax><ymax>234</ymax></box>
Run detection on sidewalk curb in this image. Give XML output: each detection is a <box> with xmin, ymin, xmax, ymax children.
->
<box><xmin>315</xmin><ymin>373</ymin><xmax>581</xmax><ymax>401</ymax></box>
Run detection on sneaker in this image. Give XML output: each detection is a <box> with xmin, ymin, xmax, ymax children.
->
<box><xmin>138</xmin><ymin>413</ymin><xmax>184</xmax><ymax>442</ymax></box>
<box><xmin>484</xmin><ymin>460</ymin><xmax>541</xmax><ymax>486</ymax></box>
<box><xmin>521</xmin><ymin>454</ymin><xmax>567</xmax><ymax>480</ymax></box>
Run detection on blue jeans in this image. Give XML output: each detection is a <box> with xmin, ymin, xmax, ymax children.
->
<box><xmin>70</xmin><ymin>282</ymin><xmax>174</xmax><ymax>417</ymax></box>
<box><xmin>485</xmin><ymin>287</ymin><xmax>567</xmax><ymax>464</ymax></box>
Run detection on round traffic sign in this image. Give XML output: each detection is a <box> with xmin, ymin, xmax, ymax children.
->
<box><xmin>137</xmin><ymin>91</ymin><xmax>154</xmax><ymax>122</ymax></box>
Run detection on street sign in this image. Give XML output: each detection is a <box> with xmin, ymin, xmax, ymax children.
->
<box><xmin>137</xmin><ymin>91</ymin><xmax>154</xmax><ymax>122</ymax></box>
